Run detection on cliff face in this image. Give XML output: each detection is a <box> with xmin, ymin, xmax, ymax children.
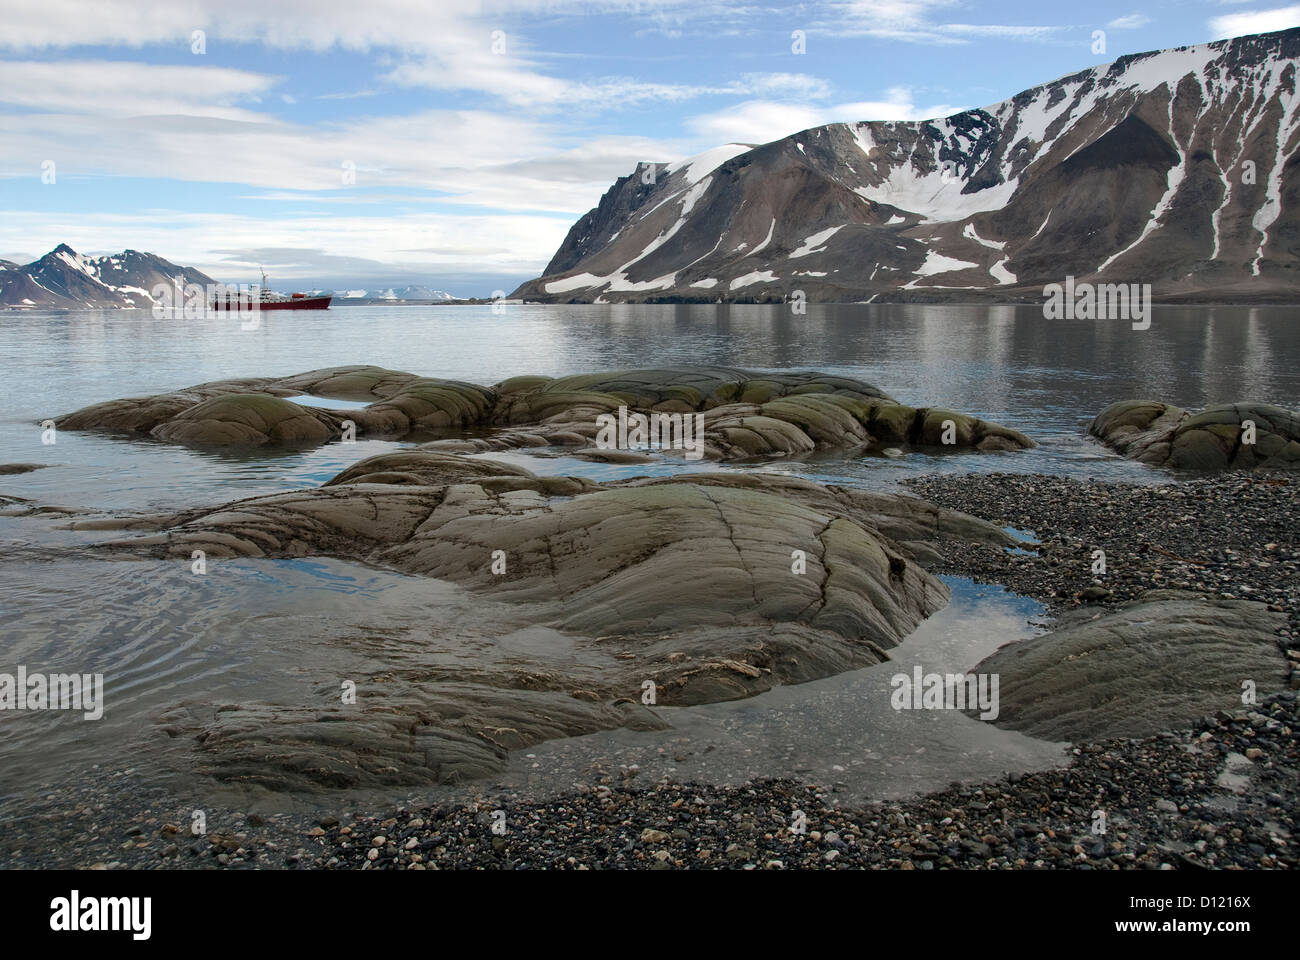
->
<box><xmin>514</xmin><ymin>28</ymin><xmax>1300</xmax><ymax>304</ymax></box>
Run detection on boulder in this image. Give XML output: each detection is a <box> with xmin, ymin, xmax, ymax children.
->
<box><xmin>270</xmin><ymin>364</ymin><xmax>422</xmax><ymax>401</ymax></box>
<box><xmin>0</xmin><ymin>464</ymin><xmax>48</xmax><ymax>475</ymax></box>
<box><xmin>149</xmin><ymin>394</ymin><xmax>336</xmax><ymax>446</ymax></box>
<box><xmin>1090</xmin><ymin>400</ymin><xmax>1300</xmax><ymax>470</ymax></box>
<box><xmin>351</xmin><ymin>379</ymin><xmax>497</xmax><ymax>433</ymax></box>
<box><xmin>972</xmin><ymin>592</ymin><xmax>1289</xmax><ymax>741</ymax></box>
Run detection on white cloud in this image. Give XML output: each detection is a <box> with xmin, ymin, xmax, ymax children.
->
<box><xmin>0</xmin><ymin>95</ymin><xmax>693</xmax><ymax>214</ymax></box>
<box><xmin>686</xmin><ymin>88</ymin><xmax>967</xmax><ymax>142</ymax></box>
<box><xmin>1107</xmin><ymin>14</ymin><xmax>1153</xmax><ymax>29</ymax></box>
<box><xmin>0</xmin><ymin>60</ymin><xmax>277</xmax><ymax>120</ymax></box>
<box><xmin>384</xmin><ymin>55</ymin><xmax>834</xmax><ymax>110</ymax></box>
<box><xmin>0</xmin><ymin>0</ymin><xmax>695</xmax><ymax>52</ymax></box>
<box><xmin>940</xmin><ymin>24</ymin><xmax>1066</xmax><ymax>40</ymax></box>
<box><xmin>0</xmin><ymin>0</ymin><xmax>713</xmax><ymax>113</ymax></box>
<box><xmin>0</xmin><ymin>208</ymin><xmax>572</xmax><ymax>280</ymax></box>
<box><xmin>1208</xmin><ymin>4</ymin><xmax>1300</xmax><ymax>37</ymax></box>
<box><xmin>688</xmin><ymin>101</ymin><xmax>825</xmax><ymax>143</ymax></box>
<box><xmin>0</xmin><ymin>3</ymin><xmax>829</xmax><ymax>113</ymax></box>
<box><xmin>0</xmin><ymin>0</ymin><xmax>754</xmax><ymax>113</ymax></box>
<box><xmin>824</xmin><ymin>0</ymin><xmax>1067</xmax><ymax>45</ymax></box>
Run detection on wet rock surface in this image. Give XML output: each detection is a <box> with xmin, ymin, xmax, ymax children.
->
<box><xmin>1090</xmin><ymin>399</ymin><xmax>1300</xmax><ymax>470</ymax></box>
<box><xmin>905</xmin><ymin>471</ymin><xmax>1296</xmax><ymax>742</ymax></box>
<box><xmin>64</xmin><ymin>463</ymin><xmax>1018</xmax><ymax>792</ymax></box>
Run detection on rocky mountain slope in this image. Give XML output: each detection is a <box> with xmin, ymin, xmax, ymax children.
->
<box><xmin>514</xmin><ymin>27</ymin><xmax>1300</xmax><ymax>304</ymax></box>
<box><xmin>0</xmin><ymin>245</ymin><xmax>215</xmax><ymax>309</ymax></box>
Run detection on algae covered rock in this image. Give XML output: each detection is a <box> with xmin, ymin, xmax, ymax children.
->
<box><xmin>53</xmin><ymin>364</ymin><xmax>1036</xmax><ymax>460</ymax></box>
<box><xmin>353</xmin><ymin>379</ymin><xmax>497</xmax><ymax>433</ymax></box>
<box><xmin>149</xmin><ymin>394</ymin><xmax>336</xmax><ymax>446</ymax></box>
<box><xmin>1091</xmin><ymin>400</ymin><xmax>1300</xmax><ymax>470</ymax></box>
<box><xmin>325</xmin><ymin>449</ymin><xmax>600</xmax><ymax>496</ymax></box>
<box><xmin>532</xmin><ymin>367</ymin><xmax>893</xmax><ymax>411</ymax></box>
<box><xmin>121</xmin><ymin>470</ymin><xmax>951</xmax><ymax>653</ymax></box>
<box><xmin>271</xmin><ymin>364</ymin><xmax>422</xmax><ymax>401</ymax></box>
<box><xmin>705</xmin><ymin>411</ymin><xmax>819</xmax><ymax>458</ymax></box>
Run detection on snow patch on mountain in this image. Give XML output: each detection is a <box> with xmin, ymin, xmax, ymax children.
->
<box><xmin>790</xmin><ymin>226</ymin><xmax>843</xmax><ymax>258</ymax></box>
<box><xmin>665</xmin><ymin>143</ymin><xmax>751</xmax><ymax>185</ymax></box>
<box><xmin>912</xmin><ymin>252</ymin><xmax>980</xmax><ymax>276</ymax></box>
<box><xmin>730</xmin><ymin>270</ymin><xmax>778</xmax><ymax>289</ymax></box>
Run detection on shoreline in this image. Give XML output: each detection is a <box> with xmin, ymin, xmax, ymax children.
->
<box><xmin>8</xmin><ymin>300</ymin><xmax>1300</xmax><ymax>314</ymax></box>
<box><xmin>901</xmin><ymin>472</ymin><xmax>1300</xmax><ymax>641</ymax></box>
<box><xmin>285</xmin><ymin>690</ymin><xmax>1300</xmax><ymax>871</ymax></box>
<box><xmin>1</xmin><ymin>470</ymin><xmax>1295</xmax><ymax>870</ymax></box>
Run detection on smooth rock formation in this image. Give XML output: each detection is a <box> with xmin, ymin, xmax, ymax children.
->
<box><xmin>973</xmin><ymin>592</ymin><xmax>1289</xmax><ymax>741</ymax></box>
<box><xmin>155</xmin><ymin>689</ymin><xmax>669</xmax><ymax>791</ymax></box>
<box><xmin>149</xmin><ymin>394</ymin><xmax>336</xmax><ymax>447</ymax></box>
<box><xmin>54</xmin><ymin>364</ymin><xmax>1035</xmax><ymax>459</ymax></box>
<box><xmin>76</xmin><ymin>457</ymin><xmax>1014</xmax><ymax>790</ymax></box>
<box><xmin>1090</xmin><ymin>400</ymin><xmax>1300</xmax><ymax>470</ymax></box>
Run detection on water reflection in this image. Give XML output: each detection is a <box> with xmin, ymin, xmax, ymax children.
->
<box><xmin>2</xmin><ymin>304</ymin><xmax>1297</xmax><ymax>514</ymax></box>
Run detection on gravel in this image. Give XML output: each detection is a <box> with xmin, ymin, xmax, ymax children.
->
<box><xmin>905</xmin><ymin>473</ymin><xmax>1299</xmax><ymax>662</ymax></box>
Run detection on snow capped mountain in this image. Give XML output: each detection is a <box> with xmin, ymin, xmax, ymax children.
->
<box><xmin>515</xmin><ymin>27</ymin><xmax>1300</xmax><ymax>304</ymax></box>
<box><xmin>317</xmin><ymin>286</ymin><xmax>456</xmax><ymax>301</ymax></box>
<box><xmin>377</xmin><ymin>285</ymin><xmax>455</xmax><ymax>301</ymax></box>
<box><xmin>0</xmin><ymin>244</ymin><xmax>216</xmax><ymax>309</ymax></box>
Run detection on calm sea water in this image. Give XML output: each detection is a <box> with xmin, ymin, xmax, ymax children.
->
<box><xmin>0</xmin><ymin>303</ymin><xmax>1296</xmax><ymax>815</ymax></box>
<box><xmin>3</xmin><ymin>302</ymin><xmax>1298</xmax><ymax>512</ymax></box>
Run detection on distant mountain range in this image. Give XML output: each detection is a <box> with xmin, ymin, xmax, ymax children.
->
<box><xmin>513</xmin><ymin>27</ymin><xmax>1300</xmax><ymax>304</ymax></box>
<box><xmin>0</xmin><ymin>245</ymin><xmax>461</xmax><ymax>309</ymax></box>
<box><xmin>335</xmin><ymin>286</ymin><xmax>457</xmax><ymax>302</ymax></box>
<box><xmin>0</xmin><ymin>245</ymin><xmax>215</xmax><ymax>309</ymax></box>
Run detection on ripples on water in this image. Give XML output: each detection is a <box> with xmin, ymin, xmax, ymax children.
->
<box><xmin>1</xmin><ymin>304</ymin><xmax>1297</xmax><ymax>811</ymax></box>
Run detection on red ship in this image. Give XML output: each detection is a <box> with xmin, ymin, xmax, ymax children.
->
<box><xmin>210</xmin><ymin>268</ymin><xmax>332</xmax><ymax>311</ymax></box>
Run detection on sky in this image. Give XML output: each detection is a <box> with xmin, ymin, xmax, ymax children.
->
<box><xmin>1</xmin><ymin>0</ymin><xmax>1298</xmax><ymax>296</ymax></box>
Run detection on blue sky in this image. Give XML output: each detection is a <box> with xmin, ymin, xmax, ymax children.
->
<box><xmin>1</xmin><ymin>0</ymin><xmax>1297</xmax><ymax>296</ymax></box>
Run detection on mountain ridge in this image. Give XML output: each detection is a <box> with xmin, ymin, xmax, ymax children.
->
<box><xmin>0</xmin><ymin>246</ymin><xmax>466</xmax><ymax>309</ymax></box>
<box><xmin>513</xmin><ymin>27</ymin><xmax>1300</xmax><ymax>304</ymax></box>
<box><xmin>0</xmin><ymin>245</ymin><xmax>216</xmax><ymax>310</ymax></box>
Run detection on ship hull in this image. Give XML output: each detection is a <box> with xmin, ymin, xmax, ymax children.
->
<box><xmin>209</xmin><ymin>296</ymin><xmax>332</xmax><ymax>311</ymax></box>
